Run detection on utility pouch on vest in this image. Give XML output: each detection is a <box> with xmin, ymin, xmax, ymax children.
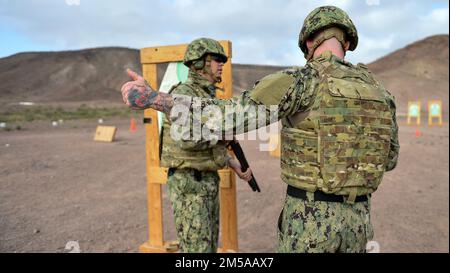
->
<box><xmin>280</xmin><ymin>58</ymin><xmax>392</xmax><ymax>198</ymax></box>
<box><xmin>317</xmin><ymin>65</ymin><xmax>392</xmax><ymax>195</ymax></box>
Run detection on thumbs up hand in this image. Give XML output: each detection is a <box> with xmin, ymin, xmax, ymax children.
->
<box><xmin>121</xmin><ymin>68</ymin><xmax>175</xmax><ymax>114</ymax></box>
<box><xmin>126</xmin><ymin>69</ymin><xmax>145</xmax><ymax>82</ymax></box>
<box><xmin>121</xmin><ymin>69</ymin><xmax>154</xmax><ymax>109</ymax></box>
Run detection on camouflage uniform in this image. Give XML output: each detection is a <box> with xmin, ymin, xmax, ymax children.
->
<box><xmin>161</xmin><ymin>38</ymin><xmax>230</xmax><ymax>253</ymax></box>
<box><xmin>171</xmin><ymin>6</ymin><xmax>400</xmax><ymax>253</ymax></box>
<box><xmin>167</xmin><ymin>167</ymin><xmax>221</xmax><ymax>253</ymax></box>
<box><xmin>277</xmin><ymin>193</ymin><xmax>373</xmax><ymax>253</ymax></box>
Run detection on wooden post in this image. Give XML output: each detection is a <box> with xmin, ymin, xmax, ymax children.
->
<box><xmin>269</xmin><ymin>133</ymin><xmax>281</xmax><ymax>158</ymax></box>
<box><xmin>139</xmin><ymin>64</ymin><xmax>168</xmax><ymax>252</ymax></box>
<box><xmin>216</xmin><ymin>41</ymin><xmax>238</xmax><ymax>252</ymax></box>
<box><xmin>138</xmin><ymin>41</ymin><xmax>238</xmax><ymax>253</ymax></box>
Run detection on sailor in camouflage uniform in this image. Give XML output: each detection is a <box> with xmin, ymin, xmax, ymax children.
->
<box><xmin>160</xmin><ymin>38</ymin><xmax>252</xmax><ymax>253</ymax></box>
<box><xmin>121</xmin><ymin>6</ymin><xmax>399</xmax><ymax>253</ymax></box>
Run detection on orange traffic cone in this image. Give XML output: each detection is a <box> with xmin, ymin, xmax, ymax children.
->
<box><xmin>129</xmin><ymin>118</ymin><xmax>137</xmax><ymax>133</ymax></box>
<box><xmin>415</xmin><ymin>128</ymin><xmax>422</xmax><ymax>137</ymax></box>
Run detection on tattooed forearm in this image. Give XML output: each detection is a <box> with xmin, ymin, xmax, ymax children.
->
<box><xmin>150</xmin><ymin>91</ymin><xmax>174</xmax><ymax>114</ymax></box>
<box><xmin>127</xmin><ymin>86</ymin><xmax>174</xmax><ymax>114</ymax></box>
<box><xmin>122</xmin><ymin>69</ymin><xmax>192</xmax><ymax>115</ymax></box>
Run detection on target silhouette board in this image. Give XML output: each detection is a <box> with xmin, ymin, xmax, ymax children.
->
<box><xmin>139</xmin><ymin>41</ymin><xmax>238</xmax><ymax>253</ymax></box>
<box><xmin>428</xmin><ymin>100</ymin><xmax>443</xmax><ymax>126</ymax></box>
<box><xmin>407</xmin><ymin>101</ymin><xmax>421</xmax><ymax>126</ymax></box>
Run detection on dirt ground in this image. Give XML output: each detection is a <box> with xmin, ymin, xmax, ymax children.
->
<box><xmin>0</xmin><ymin>116</ymin><xmax>448</xmax><ymax>253</ymax></box>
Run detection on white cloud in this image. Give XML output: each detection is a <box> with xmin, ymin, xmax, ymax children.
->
<box><xmin>351</xmin><ymin>34</ymin><xmax>395</xmax><ymax>64</ymax></box>
<box><xmin>419</xmin><ymin>7</ymin><xmax>449</xmax><ymax>33</ymax></box>
<box><xmin>0</xmin><ymin>0</ymin><xmax>448</xmax><ymax>66</ymax></box>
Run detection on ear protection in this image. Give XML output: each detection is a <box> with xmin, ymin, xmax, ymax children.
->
<box><xmin>193</xmin><ymin>59</ymin><xmax>205</xmax><ymax>70</ymax></box>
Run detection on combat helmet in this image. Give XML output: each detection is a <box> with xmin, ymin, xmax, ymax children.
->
<box><xmin>183</xmin><ymin>38</ymin><xmax>228</xmax><ymax>68</ymax></box>
<box><xmin>299</xmin><ymin>6</ymin><xmax>358</xmax><ymax>58</ymax></box>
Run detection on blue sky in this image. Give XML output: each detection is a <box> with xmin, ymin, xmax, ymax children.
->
<box><xmin>0</xmin><ymin>0</ymin><xmax>448</xmax><ymax>66</ymax></box>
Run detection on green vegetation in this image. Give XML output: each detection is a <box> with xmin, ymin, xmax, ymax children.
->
<box><xmin>0</xmin><ymin>105</ymin><xmax>135</xmax><ymax>130</ymax></box>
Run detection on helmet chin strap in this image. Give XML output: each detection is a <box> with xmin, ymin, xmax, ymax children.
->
<box><xmin>197</xmin><ymin>55</ymin><xmax>222</xmax><ymax>83</ymax></box>
<box><xmin>306</xmin><ymin>27</ymin><xmax>347</xmax><ymax>60</ymax></box>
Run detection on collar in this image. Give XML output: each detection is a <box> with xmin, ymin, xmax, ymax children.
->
<box><xmin>309</xmin><ymin>50</ymin><xmax>352</xmax><ymax>67</ymax></box>
<box><xmin>187</xmin><ymin>70</ymin><xmax>217</xmax><ymax>97</ymax></box>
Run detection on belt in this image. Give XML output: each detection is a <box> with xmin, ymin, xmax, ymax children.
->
<box><xmin>287</xmin><ymin>185</ymin><xmax>369</xmax><ymax>203</ymax></box>
<box><xmin>168</xmin><ymin>168</ymin><xmax>202</xmax><ymax>181</ymax></box>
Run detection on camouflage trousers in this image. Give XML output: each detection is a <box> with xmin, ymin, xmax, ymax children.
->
<box><xmin>277</xmin><ymin>192</ymin><xmax>374</xmax><ymax>253</ymax></box>
<box><xmin>167</xmin><ymin>168</ymin><xmax>220</xmax><ymax>253</ymax></box>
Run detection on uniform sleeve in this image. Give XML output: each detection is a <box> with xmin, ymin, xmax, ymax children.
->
<box><xmin>170</xmin><ymin>68</ymin><xmax>308</xmax><ymax>140</ymax></box>
<box><xmin>384</xmin><ymin>92</ymin><xmax>400</xmax><ymax>171</ymax></box>
<box><xmin>169</xmin><ymin>85</ymin><xmax>219</xmax><ymax>151</ymax></box>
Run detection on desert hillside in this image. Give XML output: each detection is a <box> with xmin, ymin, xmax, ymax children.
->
<box><xmin>0</xmin><ymin>35</ymin><xmax>448</xmax><ymax>117</ymax></box>
<box><xmin>368</xmin><ymin>34</ymin><xmax>449</xmax><ymax>117</ymax></box>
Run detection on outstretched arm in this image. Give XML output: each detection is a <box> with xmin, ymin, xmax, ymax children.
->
<box><xmin>121</xmin><ymin>68</ymin><xmax>302</xmax><ymax>139</ymax></box>
<box><xmin>121</xmin><ymin>69</ymin><xmax>175</xmax><ymax>114</ymax></box>
<box><xmin>121</xmin><ymin>69</ymin><xmax>272</xmax><ymax>138</ymax></box>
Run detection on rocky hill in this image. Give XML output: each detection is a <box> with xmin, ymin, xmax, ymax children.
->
<box><xmin>0</xmin><ymin>35</ymin><xmax>448</xmax><ymax>117</ymax></box>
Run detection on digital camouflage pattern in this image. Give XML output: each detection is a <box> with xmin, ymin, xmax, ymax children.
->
<box><xmin>174</xmin><ymin>52</ymin><xmax>399</xmax><ymax>180</ymax></box>
<box><xmin>176</xmin><ymin>51</ymin><xmax>398</xmax><ymax>199</ymax></box>
<box><xmin>169</xmin><ymin>50</ymin><xmax>399</xmax><ymax>253</ymax></box>
<box><xmin>183</xmin><ymin>38</ymin><xmax>228</xmax><ymax>66</ymax></box>
<box><xmin>280</xmin><ymin>51</ymin><xmax>393</xmax><ymax>201</ymax></box>
<box><xmin>299</xmin><ymin>6</ymin><xmax>358</xmax><ymax>58</ymax></box>
<box><xmin>122</xmin><ymin>6</ymin><xmax>399</xmax><ymax>253</ymax></box>
<box><xmin>160</xmin><ymin>70</ymin><xmax>229</xmax><ymax>171</ymax></box>
<box><xmin>277</xmin><ymin>194</ymin><xmax>373</xmax><ymax>253</ymax></box>
<box><xmin>167</xmin><ymin>168</ymin><xmax>220</xmax><ymax>253</ymax></box>
<box><xmin>162</xmin><ymin>68</ymin><xmax>229</xmax><ymax>253</ymax></box>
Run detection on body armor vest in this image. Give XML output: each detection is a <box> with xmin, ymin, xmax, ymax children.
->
<box><xmin>281</xmin><ymin>55</ymin><xmax>392</xmax><ymax>197</ymax></box>
<box><xmin>160</xmin><ymin>82</ymin><xmax>228</xmax><ymax>171</ymax></box>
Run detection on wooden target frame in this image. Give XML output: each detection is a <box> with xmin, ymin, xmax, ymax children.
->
<box><xmin>407</xmin><ymin>101</ymin><xmax>421</xmax><ymax>126</ymax></box>
<box><xmin>138</xmin><ymin>41</ymin><xmax>238</xmax><ymax>253</ymax></box>
<box><xmin>428</xmin><ymin>100</ymin><xmax>443</xmax><ymax>126</ymax></box>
